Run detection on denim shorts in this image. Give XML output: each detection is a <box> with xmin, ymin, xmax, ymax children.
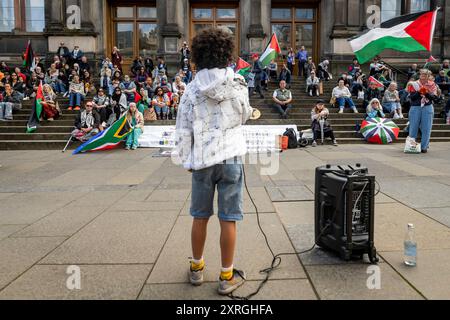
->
<box><xmin>190</xmin><ymin>159</ymin><xmax>244</xmax><ymax>222</ymax></box>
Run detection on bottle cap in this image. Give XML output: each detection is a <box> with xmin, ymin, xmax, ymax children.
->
<box><xmin>408</xmin><ymin>223</ymin><xmax>414</xmax><ymax>228</ymax></box>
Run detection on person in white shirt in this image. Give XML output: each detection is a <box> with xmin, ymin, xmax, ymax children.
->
<box><xmin>332</xmin><ymin>79</ymin><xmax>358</xmax><ymax>114</ymax></box>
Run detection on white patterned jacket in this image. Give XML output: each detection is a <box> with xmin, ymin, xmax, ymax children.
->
<box><xmin>174</xmin><ymin>67</ymin><xmax>253</xmax><ymax>171</ymax></box>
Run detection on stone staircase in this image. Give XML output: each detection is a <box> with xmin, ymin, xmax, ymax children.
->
<box><xmin>0</xmin><ymin>78</ymin><xmax>449</xmax><ymax>150</ymax></box>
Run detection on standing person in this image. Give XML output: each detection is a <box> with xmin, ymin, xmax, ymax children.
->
<box><xmin>287</xmin><ymin>48</ymin><xmax>295</xmax><ymax>75</ymax></box>
<box><xmin>111</xmin><ymin>47</ymin><xmax>123</xmax><ymax>72</ymax></box>
<box><xmin>296</xmin><ymin>46</ymin><xmax>308</xmax><ymax>79</ymax></box>
<box><xmin>180</xmin><ymin>41</ymin><xmax>191</xmax><ymax>67</ymax></box>
<box><xmin>174</xmin><ymin>28</ymin><xmax>253</xmax><ymax>296</ymax></box>
<box><xmin>124</xmin><ymin>102</ymin><xmax>144</xmax><ymax>150</ymax></box>
<box><xmin>250</xmin><ymin>54</ymin><xmax>264</xmax><ymax>99</ymax></box>
<box><xmin>278</xmin><ymin>64</ymin><xmax>292</xmax><ymax>89</ymax></box>
<box><xmin>408</xmin><ymin>69</ymin><xmax>439</xmax><ymax>153</ymax></box>
<box><xmin>70</xmin><ymin>45</ymin><xmax>83</xmax><ymax>67</ymax></box>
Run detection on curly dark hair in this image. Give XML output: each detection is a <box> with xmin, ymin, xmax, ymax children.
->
<box><xmin>191</xmin><ymin>28</ymin><xmax>235</xmax><ymax>70</ymax></box>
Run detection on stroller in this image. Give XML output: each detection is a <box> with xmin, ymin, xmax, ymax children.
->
<box><xmin>298</xmin><ymin>129</ymin><xmax>314</xmax><ymax>147</ymax></box>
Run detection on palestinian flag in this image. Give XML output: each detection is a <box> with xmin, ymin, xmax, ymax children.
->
<box><xmin>235</xmin><ymin>57</ymin><xmax>251</xmax><ymax>76</ymax></box>
<box><xmin>26</xmin><ymin>82</ymin><xmax>43</xmax><ymax>133</ymax></box>
<box><xmin>259</xmin><ymin>33</ymin><xmax>282</xmax><ymax>67</ymax></box>
<box><xmin>23</xmin><ymin>40</ymin><xmax>36</xmax><ymax>71</ymax></box>
<box><xmin>368</xmin><ymin>76</ymin><xmax>384</xmax><ymax>88</ymax></box>
<box><xmin>73</xmin><ymin>114</ymin><xmax>133</xmax><ymax>154</ymax></box>
<box><xmin>134</xmin><ymin>91</ymin><xmax>142</xmax><ymax>103</ymax></box>
<box><xmin>350</xmin><ymin>9</ymin><xmax>439</xmax><ymax>64</ymax></box>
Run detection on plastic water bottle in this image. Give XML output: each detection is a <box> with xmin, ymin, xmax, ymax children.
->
<box><xmin>404</xmin><ymin>223</ymin><xmax>417</xmax><ymax>267</ymax></box>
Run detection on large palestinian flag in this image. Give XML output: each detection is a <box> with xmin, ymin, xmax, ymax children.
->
<box><xmin>73</xmin><ymin>114</ymin><xmax>133</xmax><ymax>154</ymax></box>
<box><xmin>259</xmin><ymin>33</ymin><xmax>282</xmax><ymax>67</ymax></box>
<box><xmin>26</xmin><ymin>82</ymin><xmax>43</xmax><ymax>133</ymax></box>
<box><xmin>350</xmin><ymin>9</ymin><xmax>439</xmax><ymax>64</ymax></box>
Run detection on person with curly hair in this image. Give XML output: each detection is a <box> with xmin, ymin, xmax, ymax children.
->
<box><xmin>175</xmin><ymin>28</ymin><xmax>253</xmax><ymax>296</ymax></box>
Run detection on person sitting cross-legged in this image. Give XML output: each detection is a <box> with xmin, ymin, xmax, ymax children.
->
<box><xmin>68</xmin><ymin>75</ymin><xmax>85</xmax><ymax>111</ymax></box>
<box><xmin>272</xmin><ymin>80</ymin><xmax>293</xmax><ymax>119</ymax></box>
<box><xmin>125</xmin><ymin>102</ymin><xmax>144</xmax><ymax>150</ymax></box>
<box><xmin>72</xmin><ymin>101</ymin><xmax>100</xmax><ymax>142</ymax></box>
<box><xmin>332</xmin><ymin>79</ymin><xmax>358</xmax><ymax>114</ymax></box>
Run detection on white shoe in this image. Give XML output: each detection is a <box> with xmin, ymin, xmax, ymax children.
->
<box><xmin>338</xmin><ymin>109</ymin><xmax>344</xmax><ymax>114</ymax></box>
<box><xmin>23</xmin><ymin>97</ymin><xmax>30</xmax><ymax>101</ymax></box>
<box><xmin>353</xmin><ymin>108</ymin><xmax>359</xmax><ymax>114</ymax></box>
<box><xmin>309</xmin><ymin>91</ymin><xmax>313</xmax><ymax>97</ymax></box>
<box><xmin>312</xmin><ymin>141</ymin><xmax>317</xmax><ymax>147</ymax></box>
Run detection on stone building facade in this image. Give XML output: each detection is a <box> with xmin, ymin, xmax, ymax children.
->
<box><xmin>0</xmin><ymin>0</ymin><xmax>449</xmax><ymax>73</ymax></box>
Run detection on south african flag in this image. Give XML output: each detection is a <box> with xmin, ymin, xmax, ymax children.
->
<box><xmin>73</xmin><ymin>114</ymin><xmax>133</xmax><ymax>154</ymax></box>
<box><xmin>361</xmin><ymin>117</ymin><xmax>400</xmax><ymax>144</ymax></box>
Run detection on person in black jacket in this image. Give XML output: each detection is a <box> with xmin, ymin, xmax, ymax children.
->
<box><xmin>250</xmin><ymin>54</ymin><xmax>264</xmax><ymax>99</ymax></box>
<box><xmin>278</xmin><ymin>64</ymin><xmax>292</xmax><ymax>89</ymax></box>
<box><xmin>72</xmin><ymin>101</ymin><xmax>101</xmax><ymax>141</ymax></box>
<box><xmin>57</xmin><ymin>42</ymin><xmax>70</xmax><ymax>62</ymax></box>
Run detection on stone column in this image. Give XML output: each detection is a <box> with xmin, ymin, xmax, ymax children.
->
<box><xmin>347</xmin><ymin>0</ymin><xmax>361</xmax><ymax>26</ymax></box>
<box><xmin>334</xmin><ymin>0</ymin><xmax>347</xmax><ymax>28</ymax></box>
<box><xmin>247</xmin><ymin>0</ymin><xmax>266</xmax><ymax>55</ymax></box>
<box><xmin>44</xmin><ymin>0</ymin><xmax>64</xmax><ymax>32</ymax></box>
<box><xmin>80</xmin><ymin>0</ymin><xmax>95</xmax><ymax>33</ymax></box>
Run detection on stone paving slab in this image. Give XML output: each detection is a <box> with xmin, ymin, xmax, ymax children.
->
<box><xmin>418</xmin><ymin>207</ymin><xmax>450</xmax><ymax>228</ymax></box>
<box><xmin>69</xmin><ymin>190</ymin><xmax>129</xmax><ymax>207</ymax></box>
<box><xmin>139</xmin><ymin>279</ymin><xmax>317</xmax><ymax>300</ymax></box>
<box><xmin>0</xmin><ymin>192</ymin><xmax>83</xmax><ymax>225</ymax></box>
<box><xmin>266</xmin><ymin>185</ymin><xmax>314</xmax><ymax>202</ymax></box>
<box><xmin>0</xmin><ymin>225</ymin><xmax>27</xmax><ymax>241</ymax></box>
<box><xmin>0</xmin><ymin>237</ymin><xmax>67</xmax><ymax>290</ymax></box>
<box><xmin>147</xmin><ymin>215</ymin><xmax>307</xmax><ymax>284</ymax></box>
<box><xmin>375</xmin><ymin>203</ymin><xmax>450</xmax><ymax>251</ymax></box>
<box><xmin>378</xmin><ymin>177</ymin><xmax>450</xmax><ymax>209</ymax></box>
<box><xmin>11</xmin><ymin>205</ymin><xmax>108</xmax><ymax>237</ymax></box>
<box><xmin>40</xmin><ymin>169</ymin><xmax>125</xmax><ymax>187</ymax></box>
<box><xmin>305</xmin><ymin>263</ymin><xmax>423</xmax><ymax>300</ymax></box>
<box><xmin>41</xmin><ymin>210</ymin><xmax>179</xmax><ymax>264</ymax></box>
<box><xmin>0</xmin><ymin>264</ymin><xmax>152</xmax><ymax>300</ymax></box>
<box><xmin>380</xmin><ymin>249</ymin><xmax>450</xmax><ymax>300</ymax></box>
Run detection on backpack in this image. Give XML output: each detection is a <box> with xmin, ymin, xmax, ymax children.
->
<box><xmin>283</xmin><ymin>128</ymin><xmax>298</xmax><ymax>149</ymax></box>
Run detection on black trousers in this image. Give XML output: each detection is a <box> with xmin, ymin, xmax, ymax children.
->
<box><xmin>313</xmin><ymin>130</ymin><xmax>335</xmax><ymax>142</ymax></box>
<box><xmin>307</xmin><ymin>85</ymin><xmax>319</xmax><ymax>95</ymax></box>
<box><xmin>249</xmin><ymin>79</ymin><xmax>264</xmax><ymax>97</ymax></box>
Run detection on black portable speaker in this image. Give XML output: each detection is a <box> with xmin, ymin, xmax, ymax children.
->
<box><xmin>315</xmin><ymin>164</ymin><xmax>379</xmax><ymax>263</ymax></box>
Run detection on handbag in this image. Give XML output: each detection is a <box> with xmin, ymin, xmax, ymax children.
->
<box><xmin>330</xmin><ymin>96</ymin><xmax>336</xmax><ymax>105</ymax></box>
<box><xmin>319</xmin><ymin>82</ymin><xmax>324</xmax><ymax>95</ymax></box>
<box><xmin>404</xmin><ymin>137</ymin><xmax>421</xmax><ymax>154</ymax></box>
<box><xmin>144</xmin><ymin>108</ymin><xmax>157</xmax><ymax>121</ymax></box>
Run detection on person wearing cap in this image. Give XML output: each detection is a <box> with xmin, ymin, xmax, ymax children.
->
<box><xmin>72</xmin><ymin>101</ymin><xmax>100</xmax><ymax>141</ymax></box>
<box><xmin>273</xmin><ymin>80</ymin><xmax>293</xmax><ymax>119</ymax></box>
<box><xmin>307</xmin><ymin>70</ymin><xmax>320</xmax><ymax>97</ymax></box>
<box><xmin>311</xmin><ymin>100</ymin><xmax>338</xmax><ymax>146</ymax></box>
<box><xmin>250</xmin><ymin>53</ymin><xmax>264</xmax><ymax>99</ymax></box>
<box><xmin>57</xmin><ymin>42</ymin><xmax>69</xmax><ymax>62</ymax></box>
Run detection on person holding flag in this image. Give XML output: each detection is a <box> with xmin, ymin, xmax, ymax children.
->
<box><xmin>249</xmin><ymin>54</ymin><xmax>264</xmax><ymax>99</ymax></box>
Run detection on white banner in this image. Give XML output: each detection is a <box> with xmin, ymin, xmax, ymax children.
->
<box><xmin>138</xmin><ymin>125</ymin><xmax>299</xmax><ymax>153</ymax></box>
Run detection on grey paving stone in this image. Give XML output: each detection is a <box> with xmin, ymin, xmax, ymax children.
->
<box><xmin>380</xmin><ymin>249</ymin><xmax>450</xmax><ymax>300</ymax></box>
<box><xmin>147</xmin><ymin>189</ymin><xmax>191</xmax><ymax>202</ymax></box>
<box><xmin>114</xmin><ymin>201</ymin><xmax>185</xmax><ymax>212</ymax></box>
<box><xmin>0</xmin><ymin>225</ymin><xmax>27</xmax><ymax>240</ymax></box>
<box><xmin>12</xmin><ymin>206</ymin><xmax>108</xmax><ymax>237</ymax></box>
<box><xmin>69</xmin><ymin>190</ymin><xmax>129</xmax><ymax>207</ymax></box>
<box><xmin>147</xmin><ymin>215</ymin><xmax>307</xmax><ymax>284</ymax></box>
<box><xmin>139</xmin><ymin>279</ymin><xmax>317</xmax><ymax>300</ymax></box>
<box><xmin>418</xmin><ymin>207</ymin><xmax>450</xmax><ymax>228</ymax></box>
<box><xmin>375</xmin><ymin>203</ymin><xmax>450</xmax><ymax>252</ymax></box>
<box><xmin>0</xmin><ymin>264</ymin><xmax>152</xmax><ymax>300</ymax></box>
<box><xmin>0</xmin><ymin>237</ymin><xmax>67</xmax><ymax>290</ymax></box>
<box><xmin>306</xmin><ymin>263</ymin><xmax>423</xmax><ymax>300</ymax></box>
<box><xmin>378</xmin><ymin>177</ymin><xmax>450</xmax><ymax>209</ymax></box>
<box><xmin>41</xmin><ymin>210</ymin><xmax>179</xmax><ymax>264</ymax></box>
<box><xmin>265</xmin><ymin>185</ymin><xmax>314</xmax><ymax>202</ymax></box>
<box><xmin>0</xmin><ymin>192</ymin><xmax>83</xmax><ymax>225</ymax></box>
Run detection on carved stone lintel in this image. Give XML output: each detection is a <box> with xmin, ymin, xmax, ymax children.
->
<box><xmin>160</xmin><ymin>23</ymin><xmax>182</xmax><ymax>38</ymax></box>
<box><xmin>247</xmin><ymin>24</ymin><xmax>266</xmax><ymax>39</ymax></box>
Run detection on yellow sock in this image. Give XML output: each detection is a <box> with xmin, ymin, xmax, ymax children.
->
<box><xmin>220</xmin><ymin>266</ymin><xmax>233</xmax><ymax>281</ymax></box>
<box><xmin>191</xmin><ymin>258</ymin><xmax>205</xmax><ymax>271</ymax></box>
